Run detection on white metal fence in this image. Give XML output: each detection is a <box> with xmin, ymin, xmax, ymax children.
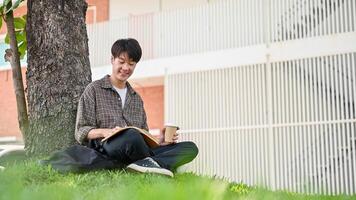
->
<box><xmin>161</xmin><ymin>0</ymin><xmax>356</xmax><ymax>195</ymax></box>
<box><xmin>87</xmin><ymin>0</ymin><xmax>356</xmax><ymax>68</ymax></box>
<box><xmin>167</xmin><ymin>52</ymin><xmax>356</xmax><ymax>195</ymax></box>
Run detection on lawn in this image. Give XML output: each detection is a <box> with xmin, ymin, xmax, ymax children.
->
<box><xmin>0</xmin><ymin>160</ymin><xmax>354</xmax><ymax>200</ymax></box>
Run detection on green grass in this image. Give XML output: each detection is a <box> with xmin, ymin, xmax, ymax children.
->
<box><xmin>0</xmin><ymin>160</ymin><xmax>354</xmax><ymax>200</ymax></box>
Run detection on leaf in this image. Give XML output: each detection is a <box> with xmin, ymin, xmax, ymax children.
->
<box><xmin>3</xmin><ymin>0</ymin><xmax>11</xmax><ymax>8</ymax></box>
<box><xmin>5</xmin><ymin>33</ymin><xmax>10</xmax><ymax>44</ymax></box>
<box><xmin>11</xmin><ymin>0</ymin><xmax>24</xmax><ymax>10</ymax></box>
<box><xmin>4</xmin><ymin>0</ymin><xmax>24</xmax><ymax>14</ymax></box>
<box><xmin>13</xmin><ymin>17</ymin><xmax>25</xmax><ymax>29</ymax></box>
<box><xmin>22</xmin><ymin>29</ymin><xmax>26</xmax><ymax>39</ymax></box>
<box><xmin>18</xmin><ymin>41</ymin><xmax>27</xmax><ymax>59</ymax></box>
<box><xmin>15</xmin><ymin>30</ymin><xmax>25</xmax><ymax>42</ymax></box>
<box><xmin>12</xmin><ymin>0</ymin><xmax>22</xmax><ymax>9</ymax></box>
<box><xmin>4</xmin><ymin>31</ymin><xmax>26</xmax><ymax>45</ymax></box>
<box><xmin>3</xmin><ymin>0</ymin><xmax>11</xmax><ymax>14</ymax></box>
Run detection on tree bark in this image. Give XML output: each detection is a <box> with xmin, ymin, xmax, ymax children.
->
<box><xmin>26</xmin><ymin>0</ymin><xmax>92</xmax><ymax>155</ymax></box>
<box><xmin>4</xmin><ymin>6</ymin><xmax>29</xmax><ymax>139</ymax></box>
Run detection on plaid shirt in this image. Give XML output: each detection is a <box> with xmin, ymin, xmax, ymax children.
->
<box><xmin>75</xmin><ymin>75</ymin><xmax>148</xmax><ymax>144</ymax></box>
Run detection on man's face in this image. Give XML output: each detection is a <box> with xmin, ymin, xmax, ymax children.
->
<box><xmin>111</xmin><ymin>52</ymin><xmax>137</xmax><ymax>82</ymax></box>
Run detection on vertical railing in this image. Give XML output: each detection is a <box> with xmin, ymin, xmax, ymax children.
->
<box><xmin>87</xmin><ymin>18</ymin><xmax>128</xmax><ymax>67</ymax></box>
<box><xmin>164</xmin><ymin>1</ymin><xmax>355</xmax><ymax>194</ymax></box>
<box><xmin>168</xmin><ymin>52</ymin><xmax>356</xmax><ymax>194</ymax></box>
<box><xmin>87</xmin><ymin>0</ymin><xmax>356</xmax><ymax>67</ymax></box>
<box><xmin>266</xmin><ymin>54</ymin><xmax>356</xmax><ymax>194</ymax></box>
<box><xmin>128</xmin><ymin>13</ymin><xmax>154</xmax><ymax>60</ymax></box>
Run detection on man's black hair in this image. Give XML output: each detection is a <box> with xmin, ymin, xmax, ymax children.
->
<box><xmin>111</xmin><ymin>38</ymin><xmax>142</xmax><ymax>63</ymax></box>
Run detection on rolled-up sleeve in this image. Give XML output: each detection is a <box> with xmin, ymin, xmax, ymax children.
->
<box><xmin>75</xmin><ymin>85</ymin><xmax>97</xmax><ymax>144</ymax></box>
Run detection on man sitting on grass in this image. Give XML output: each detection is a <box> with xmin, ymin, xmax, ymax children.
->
<box><xmin>75</xmin><ymin>38</ymin><xmax>198</xmax><ymax>177</ymax></box>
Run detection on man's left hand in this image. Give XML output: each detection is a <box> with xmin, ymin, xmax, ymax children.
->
<box><xmin>159</xmin><ymin>128</ymin><xmax>179</xmax><ymax>146</ymax></box>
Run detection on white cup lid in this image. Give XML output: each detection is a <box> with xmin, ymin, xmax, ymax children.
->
<box><xmin>164</xmin><ymin>123</ymin><xmax>179</xmax><ymax>129</ymax></box>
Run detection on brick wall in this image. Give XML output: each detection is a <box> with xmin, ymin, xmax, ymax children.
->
<box><xmin>0</xmin><ymin>68</ymin><xmax>26</xmax><ymax>140</ymax></box>
<box><xmin>135</xmin><ymin>85</ymin><xmax>164</xmax><ymax>131</ymax></box>
<box><xmin>87</xmin><ymin>0</ymin><xmax>109</xmax><ymax>23</ymax></box>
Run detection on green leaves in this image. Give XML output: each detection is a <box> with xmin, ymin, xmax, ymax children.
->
<box><xmin>13</xmin><ymin>16</ymin><xmax>26</xmax><ymax>29</ymax></box>
<box><xmin>3</xmin><ymin>0</ymin><xmax>11</xmax><ymax>8</ymax></box>
<box><xmin>18</xmin><ymin>41</ymin><xmax>26</xmax><ymax>59</ymax></box>
<box><xmin>0</xmin><ymin>1</ymin><xmax>26</xmax><ymax>30</ymax></box>
<box><xmin>3</xmin><ymin>0</ymin><xmax>24</xmax><ymax>14</ymax></box>
<box><xmin>5</xmin><ymin>25</ymin><xmax>26</xmax><ymax>43</ymax></box>
<box><xmin>5</xmin><ymin>32</ymin><xmax>10</xmax><ymax>43</ymax></box>
<box><xmin>0</xmin><ymin>0</ymin><xmax>27</xmax><ymax>59</ymax></box>
<box><xmin>10</xmin><ymin>0</ymin><xmax>23</xmax><ymax>11</ymax></box>
<box><xmin>5</xmin><ymin>29</ymin><xmax>27</xmax><ymax>58</ymax></box>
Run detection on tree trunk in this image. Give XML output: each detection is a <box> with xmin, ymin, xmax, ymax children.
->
<box><xmin>4</xmin><ymin>5</ymin><xmax>29</xmax><ymax>139</ymax></box>
<box><xmin>26</xmin><ymin>0</ymin><xmax>92</xmax><ymax>155</ymax></box>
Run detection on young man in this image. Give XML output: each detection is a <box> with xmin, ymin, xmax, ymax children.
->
<box><xmin>75</xmin><ymin>38</ymin><xmax>198</xmax><ymax>177</ymax></box>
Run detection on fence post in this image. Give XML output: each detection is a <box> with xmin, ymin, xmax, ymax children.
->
<box><xmin>265</xmin><ymin>0</ymin><xmax>276</xmax><ymax>190</ymax></box>
<box><xmin>164</xmin><ymin>67</ymin><xmax>169</xmax><ymax>124</ymax></box>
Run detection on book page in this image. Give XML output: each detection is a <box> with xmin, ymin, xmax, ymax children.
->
<box><xmin>101</xmin><ymin>126</ymin><xmax>160</xmax><ymax>148</ymax></box>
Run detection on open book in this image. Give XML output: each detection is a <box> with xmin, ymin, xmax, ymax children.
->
<box><xmin>101</xmin><ymin>126</ymin><xmax>160</xmax><ymax>148</ymax></box>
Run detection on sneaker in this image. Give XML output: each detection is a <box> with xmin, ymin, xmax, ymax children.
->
<box><xmin>126</xmin><ymin>157</ymin><xmax>174</xmax><ymax>177</ymax></box>
<box><xmin>0</xmin><ymin>166</ymin><xmax>4</xmax><ymax>171</ymax></box>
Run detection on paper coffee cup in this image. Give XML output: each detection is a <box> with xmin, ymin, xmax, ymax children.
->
<box><xmin>164</xmin><ymin>123</ymin><xmax>179</xmax><ymax>143</ymax></box>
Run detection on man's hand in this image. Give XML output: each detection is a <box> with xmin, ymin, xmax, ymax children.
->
<box><xmin>87</xmin><ymin>126</ymin><xmax>122</xmax><ymax>140</ymax></box>
<box><xmin>159</xmin><ymin>127</ymin><xmax>179</xmax><ymax>146</ymax></box>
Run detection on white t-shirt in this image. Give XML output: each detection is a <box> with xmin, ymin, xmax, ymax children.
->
<box><xmin>113</xmin><ymin>86</ymin><xmax>127</xmax><ymax>108</ymax></box>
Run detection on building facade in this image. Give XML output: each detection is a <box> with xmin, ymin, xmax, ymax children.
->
<box><xmin>0</xmin><ymin>0</ymin><xmax>355</xmax><ymax>195</ymax></box>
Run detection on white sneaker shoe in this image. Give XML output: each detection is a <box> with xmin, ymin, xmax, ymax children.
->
<box><xmin>0</xmin><ymin>166</ymin><xmax>5</xmax><ymax>171</ymax></box>
<box><xmin>127</xmin><ymin>157</ymin><xmax>174</xmax><ymax>177</ymax></box>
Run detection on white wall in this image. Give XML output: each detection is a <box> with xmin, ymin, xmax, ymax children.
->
<box><xmin>161</xmin><ymin>0</ymin><xmax>208</xmax><ymax>11</ymax></box>
<box><xmin>109</xmin><ymin>0</ymin><xmax>222</xmax><ymax>19</ymax></box>
<box><xmin>109</xmin><ymin>0</ymin><xmax>160</xmax><ymax>19</ymax></box>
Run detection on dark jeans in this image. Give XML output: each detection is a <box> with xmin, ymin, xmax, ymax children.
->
<box><xmin>90</xmin><ymin>129</ymin><xmax>199</xmax><ymax>171</ymax></box>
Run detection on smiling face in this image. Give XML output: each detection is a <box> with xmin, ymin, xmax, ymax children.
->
<box><xmin>110</xmin><ymin>52</ymin><xmax>137</xmax><ymax>87</ymax></box>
